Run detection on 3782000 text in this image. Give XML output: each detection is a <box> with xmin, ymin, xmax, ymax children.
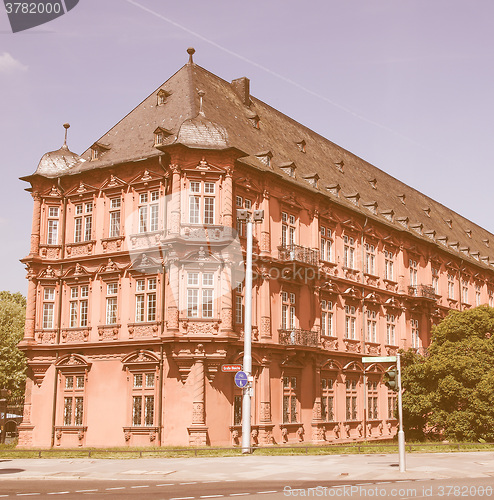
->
<box><xmin>5</xmin><ymin>2</ymin><xmax>62</xmax><ymax>14</ymax></box>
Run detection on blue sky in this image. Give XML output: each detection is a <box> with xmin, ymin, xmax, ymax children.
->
<box><xmin>1</xmin><ymin>0</ymin><xmax>494</xmax><ymax>294</ymax></box>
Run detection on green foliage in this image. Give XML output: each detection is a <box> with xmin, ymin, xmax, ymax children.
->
<box><xmin>401</xmin><ymin>306</ymin><xmax>494</xmax><ymax>441</ymax></box>
<box><xmin>0</xmin><ymin>291</ymin><xmax>27</xmax><ymax>397</ymax></box>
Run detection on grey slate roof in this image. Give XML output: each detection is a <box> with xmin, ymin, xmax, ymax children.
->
<box><xmin>28</xmin><ymin>56</ymin><xmax>494</xmax><ymax>270</ymax></box>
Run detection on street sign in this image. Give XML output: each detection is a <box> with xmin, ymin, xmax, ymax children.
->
<box><xmin>234</xmin><ymin>371</ymin><xmax>248</xmax><ymax>388</ymax></box>
<box><xmin>362</xmin><ymin>356</ymin><xmax>397</xmax><ymax>363</ymax></box>
<box><xmin>221</xmin><ymin>364</ymin><xmax>242</xmax><ymax>373</ymax></box>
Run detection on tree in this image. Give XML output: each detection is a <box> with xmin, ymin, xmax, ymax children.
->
<box><xmin>0</xmin><ymin>291</ymin><xmax>27</xmax><ymax>398</ymax></box>
<box><xmin>401</xmin><ymin>305</ymin><xmax>494</xmax><ymax>441</ymax></box>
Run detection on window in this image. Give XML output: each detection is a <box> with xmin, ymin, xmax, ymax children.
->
<box><xmin>74</xmin><ymin>202</ymin><xmax>93</xmax><ymax>242</ymax></box>
<box><xmin>432</xmin><ymin>268</ymin><xmax>439</xmax><ymax>295</ymax></box>
<box><xmin>283</xmin><ymin>376</ymin><xmax>299</xmax><ymax>423</ymax></box>
<box><xmin>384</xmin><ymin>250</ymin><xmax>394</xmax><ymax>281</ymax></box>
<box><xmin>106</xmin><ymin>283</ymin><xmax>118</xmax><ymax>325</ymax></box>
<box><xmin>69</xmin><ymin>285</ymin><xmax>89</xmax><ymax>328</ymax></box>
<box><xmin>365</xmin><ymin>243</ymin><xmax>376</xmax><ymax>275</ymax></box>
<box><xmin>188</xmin><ymin>181</ymin><xmax>216</xmax><ymax>225</ymax></box>
<box><xmin>281</xmin><ymin>292</ymin><xmax>296</xmax><ymax>330</ymax></box>
<box><xmin>63</xmin><ymin>374</ymin><xmax>85</xmax><ymax>426</ymax></box>
<box><xmin>320</xmin><ymin>227</ymin><xmax>333</xmax><ymax>262</ymax></box>
<box><xmin>476</xmin><ymin>284</ymin><xmax>482</xmax><ymax>306</ymax></box>
<box><xmin>43</xmin><ymin>287</ymin><xmax>55</xmax><ymax>329</ymax></box>
<box><xmin>461</xmin><ymin>280</ymin><xmax>469</xmax><ymax>304</ymax></box>
<box><xmin>409</xmin><ymin>259</ymin><xmax>418</xmax><ymax>287</ymax></box>
<box><xmin>235</xmin><ymin>282</ymin><xmax>244</xmax><ymax>324</ymax></box>
<box><xmin>386</xmin><ymin>314</ymin><xmax>396</xmax><ymax>345</ymax></box>
<box><xmin>321</xmin><ymin>378</ymin><xmax>334</xmax><ymax>422</ymax></box>
<box><xmin>321</xmin><ymin>300</ymin><xmax>333</xmax><ymax>337</ymax></box>
<box><xmin>132</xmin><ymin>372</ymin><xmax>155</xmax><ymax>426</ymax></box>
<box><xmin>366</xmin><ymin>309</ymin><xmax>377</xmax><ymax>343</ymax></box>
<box><xmin>109</xmin><ymin>198</ymin><xmax>121</xmax><ymax>237</ymax></box>
<box><xmin>135</xmin><ymin>278</ymin><xmax>157</xmax><ymax>322</ymax></box>
<box><xmin>47</xmin><ymin>206</ymin><xmax>59</xmax><ymax>245</ymax></box>
<box><xmin>344</xmin><ymin>236</ymin><xmax>355</xmax><ymax>269</ymax></box>
<box><xmin>138</xmin><ymin>190</ymin><xmax>159</xmax><ymax>233</ymax></box>
<box><xmin>411</xmin><ymin>318</ymin><xmax>420</xmax><ymax>349</ymax></box>
<box><xmin>448</xmin><ymin>274</ymin><xmax>455</xmax><ymax>299</ymax></box>
<box><xmin>345</xmin><ymin>379</ymin><xmax>358</xmax><ymax>421</ymax></box>
<box><xmin>281</xmin><ymin>212</ymin><xmax>296</xmax><ymax>247</ymax></box>
<box><xmin>367</xmin><ymin>380</ymin><xmax>378</xmax><ymax>420</ymax></box>
<box><xmin>345</xmin><ymin>305</ymin><xmax>356</xmax><ymax>340</ymax></box>
<box><xmin>187</xmin><ymin>271</ymin><xmax>215</xmax><ymax>318</ymax></box>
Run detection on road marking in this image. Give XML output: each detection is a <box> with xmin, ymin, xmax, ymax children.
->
<box><xmin>257</xmin><ymin>492</ymin><xmax>277</xmax><ymax>495</ymax></box>
<box><xmin>131</xmin><ymin>485</ymin><xmax>149</xmax><ymax>488</ymax></box>
<box><xmin>200</xmin><ymin>496</ymin><xmax>224</xmax><ymax>498</ymax></box>
<box><xmin>225</xmin><ymin>480</ymin><xmax>236</xmax><ymax>482</ymax></box>
<box><xmin>180</xmin><ymin>482</ymin><xmax>198</xmax><ymax>485</ymax></box>
<box><xmin>157</xmin><ymin>484</ymin><xmax>173</xmax><ymax>486</ymax></box>
<box><xmin>202</xmin><ymin>480</ymin><xmax>220</xmax><ymax>483</ymax></box>
<box><xmin>75</xmin><ymin>490</ymin><xmax>98</xmax><ymax>493</ymax></box>
<box><xmin>105</xmin><ymin>487</ymin><xmax>125</xmax><ymax>490</ymax></box>
<box><xmin>170</xmin><ymin>497</ymin><xmax>195</xmax><ymax>500</ymax></box>
<box><xmin>17</xmin><ymin>495</ymin><xmax>41</xmax><ymax>497</ymax></box>
<box><xmin>47</xmin><ymin>493</ymin><xmax>69</xmax><ymax>496</ymax></box>
<box><xmin>230</xmin><ymin>494</ymin><xmax>250</xmax><ymax>497</ymax></box>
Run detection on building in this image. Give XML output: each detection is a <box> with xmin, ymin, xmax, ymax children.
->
<box><xmin>17</xmin><ymin>48</ymin><xmax>494</xmax><ymax>448</ymax></box>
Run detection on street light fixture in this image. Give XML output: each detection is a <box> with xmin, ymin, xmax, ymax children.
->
<box><xmin>236</xmin><ymin>208</ymin><xmax>264</xmax><ymax>454</ymax></box>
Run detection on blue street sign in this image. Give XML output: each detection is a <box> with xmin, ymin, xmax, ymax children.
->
<box><xmin>234</xmin><ymin>371</ymin><xmax>248</xmax><ymax>388</ymax></box>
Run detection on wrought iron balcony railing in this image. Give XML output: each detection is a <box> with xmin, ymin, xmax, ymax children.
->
<box><xmin>278</xmin><ymin>328</ymin><xmax>319</xmax><ymax>347</ymax></box>
<box><xmin>408</xmin><ymin>284</ymin><xmax>436</xmax><ymax>300</ymax></box>
<box><xmin>278</xmin><ymin>243</ymin><xmax>319</xmax><ymax>266</ymax></box>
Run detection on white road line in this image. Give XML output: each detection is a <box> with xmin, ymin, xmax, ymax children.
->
<box><xmin>105</xmin><ymin>487</ymin><xmax>125</xmax><ymax>490</ymax></box>
<box><xmin>47</xmin><ymin>493</ymin><xmax>69</xmax><ymax>496</ymax></box>
<box><xmin>225</xmin><ymin>480</ymin><xmax>236</xmax><ymax>482</ymax></box>
<box><xmin>257</xmin><ymin>492</ymin><xmax>278</xmax><ymax>495</ymax></box>
<box><xmin>180</xmin><ymin>482</ymin><xmax>198</xmax><ymax>485</ymax></box>
<box><xmin>131</xmin><ymin>485</ymin><xmax>149</xmax><ymax>488</ymax></box>
<box><xmin>200</xmin><ymin>496</ymin><xmax>224</xmax><ymax>498</ymax></box>
<box><xmin>75</xmin><ymin>490</ymin><xmax>98</xmax><ymax>493</ymax></box>
<box><xmin>230</xmin><ymin>494</ymin><xmax>250</xmax><ymax>497</ymax></box>
<box><xmin>17</xmin><ymin>495</ymin><xmax>41</xmax><ymax>497</ymax></box>
<box><xmin>156</xmin><ymin>483</ymin><xmax>173</xmax><ymax>486</ymax></box>
<box><xmin>202</xmin><ymin>480</ymin><xmax>220</xmax><ymax>483</ymax></box>
<box><xmin>170</xmin><ymin>497</ymin><xmax>195</xmax><ymax>500</ymax></box>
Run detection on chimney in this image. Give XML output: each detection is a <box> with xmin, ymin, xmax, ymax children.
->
<box><xmin>231</xmin><ymin>77</ymin><xmax>251</xmax><ymax>106</ymax></box>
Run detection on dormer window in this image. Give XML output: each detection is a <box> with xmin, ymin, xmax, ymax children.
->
<box><xmin>91</xmin><ymin>148</ymin><xmax>99</xmax><ymax>160</ymax></box>
<box><xmin>296</xmin><ymin>140</ymin><xmax>306</xmax><ymax>153</ymax></box>
<box><xmin>326</xmin><ymin>184</ymin><xmax>340</xmax><ymax>197</ymax></box>
<box><xmin>302</xmin><ymin>173</ymin><xmax>319</xmax><ymax>189</ymax></box>
<box><xmin>248</xmin><ymin>114</ymin><xmax>260</xmax><ymax>129</ymax></box>
<box><xmin>279</xmin><ymin>161</ymin><xmax>296</xmax><ymax>178</ymax></box>
<box><xmin>157</xmin><ymin>89</ymin><xmax>171</xmax><ymax>106</ymax></box>
<box><xmin>90</xmin><ymin>142</ymin><xmax>110</xmax><ymax>161</ymax></box>
<box><xmin>256</xmin><ymin>151</ymin><xmax>272</xmax><ymax>167</ymax></box>
<box><xmin>154</xmin><ymin>127</ymin><xmax>172</xmax><ymax>146</ymax></box>
<box><xmin>334</xmin><ymin>161</ymin><xmax>344</xmax><ymax>173</ymax></box>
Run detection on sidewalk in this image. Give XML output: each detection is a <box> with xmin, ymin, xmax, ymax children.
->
<box><xmin>1</xmin><ymin>451</ymin><xmax>494</xmax><ymax>482</ymax></box>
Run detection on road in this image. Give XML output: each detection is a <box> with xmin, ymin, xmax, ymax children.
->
<box><xmin>1</xmin><ymin>477</ymin><xmax>494</xmax><ymax>499</ymax></box>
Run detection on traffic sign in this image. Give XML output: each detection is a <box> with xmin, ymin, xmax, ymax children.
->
<box><xmin>221</xmin><ymin>364</ymin><xmax>242</xmax><ymax>373</ymax></box>
<box><xmin>234</xmin><ymin>371</ymin><xmax>248</xmax><ymax>388</ymax></box>
<box><xmin>362</xmin><ymin>356</ymin><xmax>397</xmax><ymax>363</ymax></box>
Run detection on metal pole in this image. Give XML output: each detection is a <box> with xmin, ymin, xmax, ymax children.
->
<box><xmin>397</xmin><ymin>352</ymin><xmax>406</xmax><ymax>472</ymax></box>
<box><xmin>241</xmin><ymin>218</ymin><xmax>253</xmax><ymax>454</ymax></box>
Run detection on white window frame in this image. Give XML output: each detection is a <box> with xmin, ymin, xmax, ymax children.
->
<box><xmin>186</xmin><ymin>271</ymin><xmax>215</xmax><ymax>318</ymax></box>
<box><xmin>188</xmin><ymin>181</ymin><xmax>216</xmax><ymax>225</ymax></box>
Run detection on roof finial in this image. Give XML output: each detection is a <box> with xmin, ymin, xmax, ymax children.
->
<box><xmin>63</xmin><ymin>123</ymin><xmax>70</xmax><ymax>148</ymax></box>
<box><xmin>187</xmin><ymin>47</ymin><xmax>195</xmax><ymax>64</ymax></box>
<box><xmin>198</xmin><ymin>90</ymin><xmax>205</xmax><ymax>116</ymax></box>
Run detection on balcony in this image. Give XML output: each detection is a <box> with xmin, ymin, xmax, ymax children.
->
<box><xmin>278</xmin><ymin>328</ymin><xmax>319</xmax><ymax>347</ymax></box>
<box><xmin>408</xmin><ymin>284</ymin><xmax>436</xmax><ymax>300</ymax></box>
<box><xmin>278</xmin><ymin>244</ymin><xmax>319</xmax><ymax>266</ymax></box>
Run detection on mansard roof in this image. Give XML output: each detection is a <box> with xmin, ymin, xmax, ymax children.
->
<box><xmin>25</xmin><ymin>50</ymin><xmax>494</xmax><ymax>268</ymax></box>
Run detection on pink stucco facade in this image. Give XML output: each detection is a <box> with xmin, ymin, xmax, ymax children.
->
<box><xmin>18</xmin><ymin>51</ymin><xmax>494</xmax><ymax>448</ymax></box>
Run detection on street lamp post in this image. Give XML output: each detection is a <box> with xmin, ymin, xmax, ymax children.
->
<box><xmin>236</xmin><ymin>209</ymin><xmax>264</xmax><ymax>454</ymax></box>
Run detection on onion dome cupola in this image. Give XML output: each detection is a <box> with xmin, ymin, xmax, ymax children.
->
<box><xmin>34</xmin><ymin>123</ymin><xmax>81</xmax><ymax>177</ymax></box>
<box><xmin>175</xmin><ymin>90</ymin><xmax>229</xmax><ymax>150</ymax></box>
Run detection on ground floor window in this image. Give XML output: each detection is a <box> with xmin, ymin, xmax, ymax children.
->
<box><xmin>131</xmin><ymin>372</ymin><xmax>156</xmax><ymax>426</ymax></box>
<box><xmin>321</xmin><ymin>377</ymin><xmax>335</xmax><ymax>421</ymax></box>
<box><xmin>283</xmin><ymin>376</ymin><xmax>299</xmax><ymax>423</ymax></box>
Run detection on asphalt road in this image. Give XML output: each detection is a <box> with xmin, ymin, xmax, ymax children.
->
<box><xmin>0</xmin><ymin>477</ymin><xmax>494</xmax><ymax>499</ymax></box>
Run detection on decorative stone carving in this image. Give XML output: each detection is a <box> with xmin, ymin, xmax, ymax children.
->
<box><xmin>180</xmin><ymin>320</ymin><xmax>220</xmax><ymax>335</ymax></box>
<box><xmin>378</xmin><ymin>422</ymin><xmax>384</xmax><ymax>436</ymax></box>
<box><xmin>333</xmin><ymin>423</ymin><xmax>340</xmax><ymax>438</ymax></box>
<box><xmin>61</xmin><ymin>329</ymin><xmax>89</xmax><ymax>343</ymax></box>
<box><xmin>386</xmin><ymin>346</ymin><xmax>398</xmax><ymax>356</ymax></box>
<box><xmin>344</xmin><ymin>424</ymin><xmax>351</xmax><ymax>438</ymax></box>
<box><xmin>128</xmin><ymin>324</ymin><xmax>159</xmax><ymax>339</ymax></box>
<box><xmin>343</xmin><ymin>339</ymin><xmax>361</xmax><ymax>353</ymax></box>
<box><xmin>296</xmin><ymin>426</ymin><xmax>304</xmax><ymax>442</ymax></box>
<box><xmin>260</xmin><ymin>402</ymin><xmax>271</xmax><ymax>422</ymax></box>
<box><xmin>37</xmin><ymin>330</ymin><xmax>56</xmax><ymax>344</ymax></box>
<box><xmin>124</xmin><ymin>431</ymin><xmax>131</xmax><ymax>442</ymax></box>
<box><xmin>98</xmin><ymin>326</ymin><xmax>119</xmax><ymax>341</ymax></box>
<box><xmin>365</xmin><ymin>343</ymin><xmax>381</xmax><ymax>355</ymax></box>
<box><xmin>312</xmin><ymin>400</ymin><xmax>322</xmax><ymax>421</ymax></box>
<box><xmin>101</xmin><ymin>237</ymin><xmax>123</xmax><ymax>253</ymax></box>
<box><xmin>357</xmin><ymin>423</ymin><xmax>363</xmax><ymax>437</ymax></box>
<box><xmin>322</xmin><ymin>337</ymin><xmax>338</xmax><ymax>351</ymax></box>
<box><xmin>367</xmin><ymin>423</ymin><xmax>372</xmax><ymax>436</ymax></box>
<box><xmin>281</xmin><ymin>426</ymin><xmax>288</xmax><ymax>443</ymax></box>
<box><xmin>260</xmin><ymin>317</ymin><xmax>271</xmax><ymax>338</ymax></box>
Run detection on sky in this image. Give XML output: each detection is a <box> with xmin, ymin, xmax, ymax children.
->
<box><xmin>1</xmin><ymin>0</ymin><xmax>494</xmax><ymax>295</ymax></box>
